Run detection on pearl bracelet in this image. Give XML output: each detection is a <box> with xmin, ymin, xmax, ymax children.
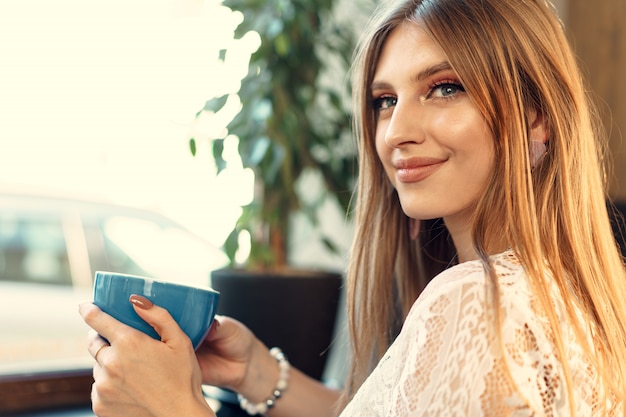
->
<box><xmin>237</xmin><ymin>347</ymin><xmax>290</xmax><ymax>415</ymax></box>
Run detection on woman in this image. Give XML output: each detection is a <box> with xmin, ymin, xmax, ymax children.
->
<box><xmin>80</xmin><ymin>0</ymin><xmax>626</xmax><ymax>415</ymax></box>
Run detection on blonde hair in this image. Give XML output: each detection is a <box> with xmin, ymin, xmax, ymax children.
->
<box><xmin>345</xmin><ymin>0</ymin><xmax>626</xmax><ymax>413</ymax></box>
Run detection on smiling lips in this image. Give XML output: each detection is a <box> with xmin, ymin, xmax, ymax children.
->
<box><xmin>394</xmin><ymin>157</ymin><xmax>446</xmax><ymax>183</ymax></box>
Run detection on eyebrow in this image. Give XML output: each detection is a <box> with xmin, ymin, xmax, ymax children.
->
<box><xmin>371</xmin><ymin>61</ymin><xmax>454</xmax><ymax>91</ymax></box>
<box><xmin>413</xmin><ymin>61</ymin><xmax>454</xmax><ymax>82</ymax></box>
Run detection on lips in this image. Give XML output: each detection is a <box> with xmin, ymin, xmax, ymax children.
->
<box><xmin>393</xmin><ymin>157</ymin><xmax>446</xmax><ymax>183</ymax></box>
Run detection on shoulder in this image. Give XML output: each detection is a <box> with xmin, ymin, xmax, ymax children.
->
<box><xmin>397</xmin><ymin>250</ymin><xmax>529</xmax><ymax>356</ymax></box>
<box><xmin>378</xmin><ymin>251</ymin><xmax>536</xmax><ymax>414</ymax></box>
<box><xmin>413</xmin><ymin>250</ymin><xmax>526</xmax><ymax>314</ymax></box>
<box><xmin>397</xmin><ymin>249</ymin><xmax>546</xmax><ymax>388</ymax></box>
<box><xmin>393</xmin><ymin>251</ymin><xmax>562</xmax><ymax>413</ymax></box>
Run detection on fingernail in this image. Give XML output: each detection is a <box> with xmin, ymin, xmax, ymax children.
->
<box><xmin>78</xmin><ymin>301</ymin><xmax>96</xmax><ymax>315</ymax></box>
<box><xmin>129</xmin><ymin>294</ymin><xmax>153</xmax><ymax>309</ymax></box>
<box><xmin>206</xmin><ymin>317</ymin><xmax>221</xmax><ymax>341</ymax></box>
<box><xmin>211</xmin><ymin>317</ymin><xmax>221</xmax><ymax>331</ymax></box>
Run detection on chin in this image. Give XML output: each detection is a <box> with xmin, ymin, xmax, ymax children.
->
<box><xmin>401</xmin><ymin>208</ymin><xmax>443</xmax><ymax>221</ymax></box>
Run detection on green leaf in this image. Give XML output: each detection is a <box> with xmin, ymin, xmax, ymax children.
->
<box><xmin>266</xmin><ymin>143</ymin><xmax>286</xmax><ymax>183</ymax></box>
<box><xmin>245</xmin><ymin>136</ymin><xmax>271</xmax><ymax>166</ymax></box>
<box><xmin>321</xmin><ymin>237</ymin><xmax>339</xmax><ymax>254</ymax></box>
<box><xmin>203</xmin><ymin>95</ymin><xmax>229</xmax><ymax>113</ymax></box>
<box><xmin>274</xmin><ymin>33</ymin><xmax>290</xmax><ymax>56</ymax></box>
<box><xmin>222</xmin><ymin>228</ymin><xmax>240</xmax><ymax>265</ymax></box>
<box><xmin>189</xmin><ymin>138</ymin><xmax>197</xmax><ymax>156</ymax></box>
<box><xmin>267</xmin><ymin>18</ymin><xmax>284</xmax><ymax>38</ymax></box>
<box><xmin>212</xmin><ymin>139</ymin><xmax>227</xmax><ymax>173</ymax></box>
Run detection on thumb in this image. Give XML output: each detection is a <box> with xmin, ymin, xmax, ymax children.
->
<box><xmin>129</xmin><ymin>294</ymin><xmax>188</xmax><ymax>348</ymax></box>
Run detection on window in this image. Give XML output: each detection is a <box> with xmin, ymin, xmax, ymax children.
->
<box><xmin>0</xmin><ymin>214</ymin><xmax>72</xmax><ymax>286</ymax></box>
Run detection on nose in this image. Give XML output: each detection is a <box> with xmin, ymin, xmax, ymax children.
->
<box><xmin>383</xmin><ymin>99</ymin><xmax>425</xmax><ymax>148</ymax></box>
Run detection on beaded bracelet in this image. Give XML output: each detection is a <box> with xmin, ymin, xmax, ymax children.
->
<box><xmin>237</xmin><ymin>347</ymin><xmax>290</xmax><ymax>415</ymax></box>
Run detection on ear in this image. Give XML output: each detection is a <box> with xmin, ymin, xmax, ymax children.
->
<box><xmin>529</xmin><ymin>109</ymin><xmax>548</xmax><ymax>144</ymax></box>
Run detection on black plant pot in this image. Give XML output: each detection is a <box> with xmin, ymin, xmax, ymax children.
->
<box><xmin>211</xmin><ymin>268</ymin><xmax>343</xmax><ymax>379</ymax></box>
<box><xmin>207</xmin><ymin>268</ymin><xmax>343</xmax><ymax>415</ymax></box>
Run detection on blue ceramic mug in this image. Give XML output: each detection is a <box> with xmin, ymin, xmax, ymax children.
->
<box><xmin>93</xmin><ymin>271</ymin><xmax>220</xmax><ymax>349</ymax></box>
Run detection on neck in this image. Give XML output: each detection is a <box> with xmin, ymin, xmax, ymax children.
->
<box><xmin>444</xmin><ymin>215</ymin><xmax>509</xmax><ymax>264</ymax></box>
<box><xmin>443</xmin><ymin>214</ymin><xmax>476</xmax><ymax>263</ymax></box>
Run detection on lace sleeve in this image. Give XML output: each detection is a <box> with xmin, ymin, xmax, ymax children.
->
<box><xmin>340</xmin><ymin>251</ymin><xmax>601</xmax><ymax>417</ymax></box>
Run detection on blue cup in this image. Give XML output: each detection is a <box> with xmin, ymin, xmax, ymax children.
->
<box><xmin>93</xmin><ymin>271</ymin><xmax>220</xmax><ymax>350</ymax></box>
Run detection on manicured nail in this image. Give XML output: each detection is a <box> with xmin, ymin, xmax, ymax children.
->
<box><xmin>129</xmin><ymin>294</ymin><xmax>153</xmax><ymax>309</ymax></box>
<box><xmin>205</xmin><ymin>317</ymin><xmax>221</xmax><ymax>341</ymax></box>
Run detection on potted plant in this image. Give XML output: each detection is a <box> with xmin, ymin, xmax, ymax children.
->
<box><xmin>189</xmin><ymin>0</ymin><xmax>357</xmax><ymax>393</ymax></box>
<box><xmin>191</xmin><ymin>0</ymin><xmax>356</xmax><ymax>270</ymax></box>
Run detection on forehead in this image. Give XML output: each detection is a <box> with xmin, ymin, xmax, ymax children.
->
<box><xmin>373</xmin><ymin>23</ymin><xmax>449</xmax><ymax>81</ymax></box>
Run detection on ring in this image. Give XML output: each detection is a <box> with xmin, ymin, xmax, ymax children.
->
<box><xmin>93</xmin><ymin>344</ymin><xmax>107</xmax><ymax>362</ymax></box>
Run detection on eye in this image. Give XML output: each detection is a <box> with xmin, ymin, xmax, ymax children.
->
<box><xmin>372</xmin><ymin>95</ymin><xmax>397</xmax><ymax>112</ymax></box>
<box><xmin>426</xmin><ymin>82</ymin><xmax>465</xmax><ymax>100</ymax></box>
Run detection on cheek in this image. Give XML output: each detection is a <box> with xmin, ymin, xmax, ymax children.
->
<box><xmin>463</xmin><ymin>126</ymin><xmax>496</xmax><ymax>183</ymax></box>
<box><xmin>444</xmin><ymin>113</ymin><xmax>493</xmax><ymax>158</ymax></box>
<box><xmin>374</xmin><ymin>121</ymin><xmax>387</xmax><ymax>155</ymax></box>
<box><xmin>374</xmin><ymin>125</ymin><xmax>395</xmax><ymax>180</ymax></box>
<box><xmin>469</xmin><ymin>124</ymin><xmax>496</xmax><ymax>164</ymax></box>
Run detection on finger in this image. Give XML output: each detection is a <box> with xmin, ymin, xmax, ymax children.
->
<box><xmin>92</xmin><ymin>360</ymin><xmax>104</xmax><ymax>381</ymax></box>
<box><xmin>87</xmin><ymin>328</ymin><xmax>109</xmax><ymax>347</ymax></box>
<box><xmin>204</xmin><ymin>315</ymin><xmax>244</xmax><ymax>343</ymax></box>
<box><xmin>87</xmin><ymin>332</ymin><xmax>109</xmax><ymax>364</ymax></box>
<box><xmin>87</xmin><ymin>336</ymin><xmax>111</xmax><ymax>362</ymax></box>
<box><xmin>129</xmin><ymin>295</ymin><xmax>190</xmax><ymax>348</ymax></box>
<box><xmin>91</xmin><ymin>382</ymin><xmax>98</xmax><ymax>408</ymax></box>
<box><xmin>79</xmin><ymin>302</ymin><xmax>125</xmax><ymax>345</ymax></box>
<box><xmin>93</xmin><ymin>344</ymin><xmax>107</xmax><ymax>362</ymax></box>
<box><xmin>204</xmin><ymin>316</ymin><xmax>222</xmax><ymax>342</ymax></box>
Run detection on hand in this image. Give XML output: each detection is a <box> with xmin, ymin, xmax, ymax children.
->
<box><xmin>196</xmin><ymin>316</ymin><xmax>289</xmax><ymax>405</ymax></box>
<box><xmin>79</xmin><ymin>297</ymin><xmax>215</xmax><ymax>417</ymax></box>
<box><xmin>195</xmin><ymin>315</ymin><xmax>258</xmax><ymax>390</ymax></box>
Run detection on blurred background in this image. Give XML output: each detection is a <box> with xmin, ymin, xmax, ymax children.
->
<box><xmin>0</xmin><ymin>0</ymin><xmax>251</xmax><ymax>246</ymax></box>
<box><xmin>0</xmin><ymin>0</ymin><xmax>365</xmax><ymax>403</ymax></box>
<box><xmin>0</xmin><ymin>0</ymin><xmax>255</xmax><ymax>375</ymax></box>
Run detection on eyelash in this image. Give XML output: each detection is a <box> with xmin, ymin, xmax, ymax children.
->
<box><xmin>425</xmin><ymin>80</ymin><xmax>465</xmax><ymax>100</ymax></box>
<box><xmin>371</xmin><ymin>96</ymin><xmax>396</xmax><ymax>112</ymax></box>
<box><xmin>371</xmin><ymin>79</ymin><xmax>466</xmax><ymax>113</ymax></box>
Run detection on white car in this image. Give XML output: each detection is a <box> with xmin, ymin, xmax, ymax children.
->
<box><xmin>0</xmin><ymin>191</ymin><xmax>228</xmax><ymax>373</ymax></box>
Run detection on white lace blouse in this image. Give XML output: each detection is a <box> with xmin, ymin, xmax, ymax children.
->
<box><xmin>340</xmin><ymin>250</ymin><xmax>610</xmax><ymax>416</ymax></box>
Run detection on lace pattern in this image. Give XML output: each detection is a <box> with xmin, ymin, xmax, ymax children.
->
<box><xmin>340</xmin><ymin>250</ymin><xmax>613</xmax><ymax>416</ymax></box>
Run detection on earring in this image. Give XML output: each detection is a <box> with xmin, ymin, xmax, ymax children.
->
<box><xmin>529</xmin><ymin>140</ymin><xmax>546</xmax><ymax>168</ymax></box>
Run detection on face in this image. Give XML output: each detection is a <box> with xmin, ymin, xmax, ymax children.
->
<box><xmin>372</xmin><ymin>23</ymin><xmax>495</xmax><ymax>231</ymax></box>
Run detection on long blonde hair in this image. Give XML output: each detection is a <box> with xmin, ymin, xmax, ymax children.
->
<box><xmin>345</xmin><ymin>0</ymin><xmax>626</xmax><ymax>413</ymax></box>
